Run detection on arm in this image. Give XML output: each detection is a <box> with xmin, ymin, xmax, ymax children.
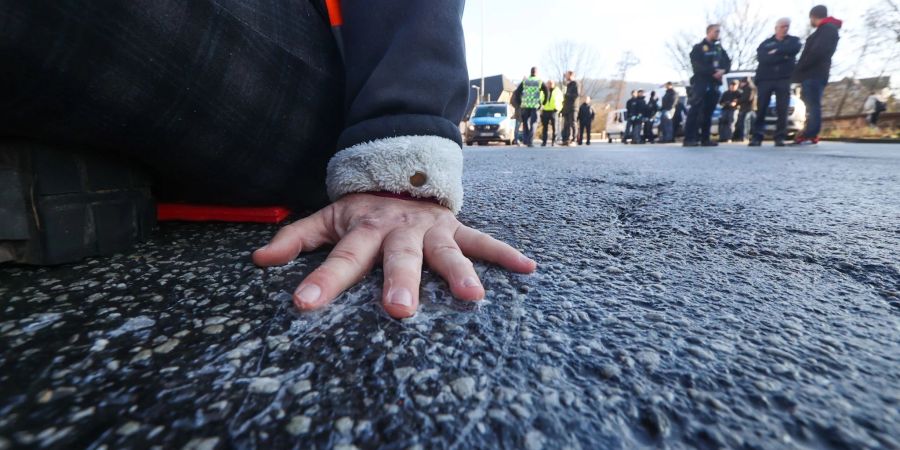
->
<box><xmin>690</xmin><ymin>44</ymin><xmax>716</xmax><ymax>77</ymax></box>
<box><xmin>254</xmin><ymin>0</ymin><xmax>537</xmax><ymax>321</ymax></box>
<box><xmin>326</xmin><ymin>0</ymin><xmax>469</xmax><ymax>213</ymax></box>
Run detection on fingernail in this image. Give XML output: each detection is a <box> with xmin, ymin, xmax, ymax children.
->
<box><xmin>519</xmin><ymin>256</ymin><xmax>534</xmax><ymax>265</ymax></box>
<box><xmin>463</xmin><ymin>277</ymin><xmax>481</xmax><ymax>288</ymax></box>
<box><xmin>259</xmin><ymin>244</ymin><xmax>269</xmax><ymax>251</ymax></box>
<box><xmin>295</xmin><ymin>284</ymin><xmax>321</xmax><ymax>306</ymax></box>
<box><xmin>388</xmin><ymin>287</ymin><xmax>413</xmax><ymax>307</ymax></box>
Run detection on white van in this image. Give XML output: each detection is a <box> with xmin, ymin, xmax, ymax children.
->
<box><xmin>606</xmin><ymin>109</ymin><xmax>628</xmax><ymax>143</ymax></box>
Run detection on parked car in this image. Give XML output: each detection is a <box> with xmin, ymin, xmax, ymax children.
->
<box><xmin>606</xmin><ymin>109</ymin><xmax>627</xmax><ymax>143</ymax></box>
<box><xmin>465</xmin><ymin>102</ymin><xmax>516</xmax><ymax>146</ymax></box>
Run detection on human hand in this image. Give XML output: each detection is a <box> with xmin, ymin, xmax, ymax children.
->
<box><xmin>713</xmin><ymin>70</ymin><xmax>725</xmax><ymax>80</ymax></box>
<box><xmin>252</xmin><ymin>193</ymin><xmax>537</xmax><ymax>319</ymax></box>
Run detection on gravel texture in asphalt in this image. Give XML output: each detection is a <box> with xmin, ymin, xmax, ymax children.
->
<box><xmin>1</xmin><ymin>142</ymin><xmax>899</xmax><ymax>449</ymax></box>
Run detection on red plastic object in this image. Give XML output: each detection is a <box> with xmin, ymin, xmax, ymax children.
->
<box><xmin>157</xmin><ymin>204</ymin><xmax>291</xmax><ymax>223</ymax></box>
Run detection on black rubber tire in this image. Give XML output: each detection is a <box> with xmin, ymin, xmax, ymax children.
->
<box><xmin>0</xmin><ymin>140</ymin><xmax>156</xmax><ymax>265</ymax></box>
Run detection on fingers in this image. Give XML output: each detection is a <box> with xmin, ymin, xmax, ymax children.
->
<box><xmin>252</xmin><ymin>209</ymin><xmax>332</xmax><ymax>267</ymax></box>
<box><xmin>380</xmin><ymin>229</ymin><xmax>427</xmax><ymax>319</ymax></box>
<box><xmin>293</xmin><ymin>227</ymin><xmax>382</xmax><ymax>310</ymax></box>
<box><xmin>424</xmin><ymin>228</ymin><xmax>484</xmax><ymax>302</ymax></box>
<box><xmin>455</xmin><ymin>226</ymin><xmax>537</xmax><ymax>274</ymax></box>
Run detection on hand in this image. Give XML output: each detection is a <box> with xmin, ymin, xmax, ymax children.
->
<box><xmin>252</xmin><ymin>193</ymin><xmax>537</xmax><ymax>319</ymax></box>
<box><xmin>713</xmin><ymin>69</ymin><xmax>725</xmax><ymax>80</ymax></box>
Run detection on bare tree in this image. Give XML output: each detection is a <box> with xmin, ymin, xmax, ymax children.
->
<box><xmin>665</xmin><ymin>0</ymin><xmax>772</xmax><ymax>76</ymax></box>
<box><xmin>611</xmin><ymin>51</ymin><xmax>640</xmax><ymax>109</ymax></box>
<box><xmin>542</xmin><ymin>40</ymin><xmax>606</xmax><ymax>99</ymax></box>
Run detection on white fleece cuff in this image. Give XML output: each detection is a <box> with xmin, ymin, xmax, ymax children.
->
<box><xmin>325</xmin><ymin>135</ymin><xmax>464</xmax><ymax>214</ymax></box>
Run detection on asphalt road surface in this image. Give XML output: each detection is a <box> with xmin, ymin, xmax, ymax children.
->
<box><xmin>1</xmin><ymin>142</ymin><xmax>898</xmax><ymax>449</ymax></box>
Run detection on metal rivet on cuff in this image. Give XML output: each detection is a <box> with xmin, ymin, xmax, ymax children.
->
<box><xmin>409</xmin><ymin>171</ymin><xmax>427</xmax><ymax>187</ymax></box>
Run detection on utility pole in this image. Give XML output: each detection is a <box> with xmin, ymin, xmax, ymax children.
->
<box><xmin>613</xmin><ymin>51</ymin><xmax>640</xmax><ymax>109</ymax></box>
<box><xmin>480</xmin><ymin>0</ymin><xmax>485</xmax><ymax>102</ymax></box>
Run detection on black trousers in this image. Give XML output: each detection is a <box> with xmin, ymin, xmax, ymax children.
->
<box><xmin>578</xmin><ymin>122</ymin><xmax>592</xmax><ymax>144</ymax></box>
<box><xmin>0</xmin><ymin>0</ymin><xmax>343</xmax><ymax>208</ymax></box>
<box><xmin>540</xmin><ymin>111</ymin><xmax>558</xmax><ymax>145</ymax></box>
<box><xmin>733</xmin><ymin>109</ymin><xmax>750</xmax><ymax>141</ymax></box>
<box><xmin>753</xmin><ymin>80</ymin><xmax>791</xmax><ymax>141</ymax></box>
<box><xmin>719</xmin><ymin>109</ymin><xmax>735</xmax><ymax>141</ymax></box>
<box><xmin>561</xmin><ymin>109</ymin><xmax>576</xmax><ymax>143</ymax></box>
<box><xmin>684</xmin><ymin>82</ymin><xmax>720</xmax><ymax>143</ymax></box>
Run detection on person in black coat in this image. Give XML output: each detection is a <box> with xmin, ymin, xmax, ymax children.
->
<box><xmin>718</xmin><ymin>81</ymin><xmax>741</xmax><ymax>142</ymax></box>
<box><xmin>659</xmin><ymin>82</ymin><xmax>677</xmax><ymax>143</ymax></box>
<box><xmin>561</xmin><ymin>71</ymin><xmax>579</xmax><ymax>145</ymax></box>
<box><xmin>624</xmin><ymin>90</ymin><xmax>638</xmax><ymax>144</ymax></box>
<box><xmin>577</xmin><ymin>97</ymin><xmax>595</xmax><ymax>145</ymax></box>
<box><xmin>683</xmin><ymin>24</ymin><xmax>731</xmax><ymax>147</ymax></box>
<box><xmin>792</xmin><ymin>5</ymin><xmax>842</xmax><ymax>145</ymax></box>
<box><xmin>630</xmin><ymin>90</ymin><xmax>648</xmax><ymax>144</ymax></box>
<box><xmin>644</xmin><ymin>91</ymin><xmax>659</xmax><ymax>143</ymax></box>
<box><xmin>750</xmin><ymin>18</ymin><xmax>802</xmax><ymax>147</ymax></box>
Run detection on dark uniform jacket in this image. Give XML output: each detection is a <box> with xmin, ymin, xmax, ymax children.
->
<box><xmin>577</xmin><ymin>103</ymin><xmax>595</xmax><ymax>124</ymax></box>
<box><xmin>738</xmin><ymin>88</ymin><xmax>754</xmax><ymax>111</ymax></box>
<box><xmin>562</xmin><ymin>81</ymin><xmax>579</xmax><ymax>114</ymax></box>
<box><xmin>719</xmin><ymin>91</ymin><xmax>741</xmax><ymax>110</ymax></box>
<box><xmin>755</xmin><ymin>35</ymin><xmax>802</xmax><ymax>81</ymax></box>
<box><xmin>661</xmin><ymin>88</ymin><xmax>676</xmax><ymax>111</ymax></box>
<box><xmin>689</xmin><ymin>39</ymin><xmax>732</xmax><ymax>85</ymax></box>
<box><xmin>793</xmin><ymin>17</ymin><xmax>842</xmax><ymax>82</ymax></box>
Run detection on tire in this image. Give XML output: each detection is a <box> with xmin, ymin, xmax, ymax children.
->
<box><xmin>0</xmin><ymin>140</ymin><xmax>156</xmax><ymax>265</ymax></box>
<box><xmin>466</xmin><ymin>141</ymin><xmax>473</xmax><ymax>146</ymax></box>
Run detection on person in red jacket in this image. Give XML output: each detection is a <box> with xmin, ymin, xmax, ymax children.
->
<box><xmin>0</xmin><ymin>0</ymin><xmax>536</xmax><ymax>319</ymax></box>
<box><xmin>792</xmin><ymin>5</ymin><xmax>842</xmax><ymax>145</ymax></box>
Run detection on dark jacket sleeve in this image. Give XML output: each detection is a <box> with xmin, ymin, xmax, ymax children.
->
<box><xmin>335</xmin><ymin>0</ymin><xmax>469</xmax><ymax>150</ymax></box>
<box><xmin>757</xmin><ymin>39</ymin><xmax>778</xmax><ymax>64</ymax></box>
<box><xmin>720</xmin><ymin>48</ymin><xmax>732</xmax><ymax>74</ymax></box>
<box><xmin>795</xmin><ymin>26</ymin><xmax>839</xmax><ymax>76</ymax></box>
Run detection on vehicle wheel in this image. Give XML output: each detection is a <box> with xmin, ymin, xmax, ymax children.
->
<box><xmin>465</xmin><ymin>141</ymin><xmax>473</xmax><ymax>146</ymax></box>
<box><xmin>505</xmin><ymin>140</ymin><xmax>512</xmax><ymax>145</ymax></box>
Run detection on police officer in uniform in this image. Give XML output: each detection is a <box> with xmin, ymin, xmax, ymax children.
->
<box><xmin>683</xmin><ymin>24</ymin><xmax>731</xmax><ymax>147</ymax></box>
<box><xmin>514</xmin><ymin>67</ymin><xmax>549</xmax><ymax>147</ymax></box>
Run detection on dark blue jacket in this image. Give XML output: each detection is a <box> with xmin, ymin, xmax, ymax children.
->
<box><xmin>689</xmin><ymin>39</ymin><xmax>732</xmax><ymax>86</ymax></box>
<box><xmin>325</xmin><ymin>0</ymin><xmax>469</xmax><ymax>151</ymax></box>
<box><xmin>793</xmin><ymin>18</ymin><xmax>842</xmax><ymax>82</ymax></box>
<box><xmin>755</xmin><ymin>35</ymin><xmax>802</xmax><ymax>81</ymax></box>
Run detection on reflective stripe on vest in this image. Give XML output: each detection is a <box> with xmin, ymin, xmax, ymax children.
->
<box><xmin>521</xmin><ymin>77</ymin><xmax>542</xmax><ymax>109</ymax></box>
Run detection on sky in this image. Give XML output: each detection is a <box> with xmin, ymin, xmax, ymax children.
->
<box><xmin>461</xmin><ymin>0</ymin><xmax>894</xmax><ymax>85</ymax></box>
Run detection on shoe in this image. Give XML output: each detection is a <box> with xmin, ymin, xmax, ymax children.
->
<box><xmin>683</xmin><ymin>141</ymin><xmax>700</xmax><ymax>147</ymax></box>
<box><xmin>541</xmin><ymin>143</ymin><xmax>547</xmax><ymax>147</ymax></box>
<box><xmin>701</xmin><ymin>140</ymin><xmax>718</xmax><ymax>147</ymax></box>
<box><xmin>0</xmin><ymin>140</ymin><xmax>155</xmax><ymax>265</ymax></box>
<box><xmin>791</xmin><ymin>136</ymin><xmax>819</xmax><ymax>146</ymax></box>
<box><xmin>748</xmin><ymin>139</ymin><xmax>762</xmax><ymax>147</ymax></box>
<box><xmin>774</xmin><ymin>139</ymin><xmax>786</xmax><ymax>147</ymax></box>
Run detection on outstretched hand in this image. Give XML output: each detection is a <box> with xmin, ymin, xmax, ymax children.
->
<box><xmin>252</xmin><ymin>193</ymin><xmax>537</xmax><ymax>319</ymax></box>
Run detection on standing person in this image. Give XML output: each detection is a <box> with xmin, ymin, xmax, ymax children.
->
<box><xmin>577</xmin><ymin>96</ymin><xmax>596</xmax><ymax>145</ymax></box>
<box><xmin>792</xmin><ymin>5</ymin><xmax>842</xmax><ymax>146</ymax></box>
<box><xmin>660</xmin><ymin>82</ymin><xmax>677</xmax><ymax>143</ymax></box>
<box><xmin>863</xmin><ymin>91</ymin><xmax>887</xmax><ymax>128</ymax></box>
<box><xmin>623</xmin><ymin>90</ymin><xmax>638</xmax><ymax>144</ymax></box>
<box><xmin>510</xmin><ymin>79</ymin><xmax>523</xmax><ymax>145</ymax></box>
<box><xmin>514</xmin><ymin>67</ymin><xmax>549</xmax><ymax>147</ymax></box>
<box><xmin>630</xmin><ymin>90</ymin><xmax>648</xmax><ymax>145</ymax></box>
<box><xmin>644</xmin><ymin>91</ymin><xmax>659</xmax><ymax>143</ymax></box>
<box><xmin>750</xmin><ymin>18</ymin><xmax>802</xmax><ymax>147</ymax></box>
<box><xmin>561</xmin><ymin>71</ymin><xmax>579</xmax><ymax>146</ymax></box>
<box><xmin>540</xmin><ymin>80</ymin><xmax>563</xmax><ymax>146</ymax></box>
<box><xmin>733</xmin><ymin>78</ymin><xmax>755</xmax><ymax>142</ymax></box>
<box><xmin>673</xmin><ymin>96</ymin><xmax>687</xmax><ymax>139</ymax></box>
<box><xmin>718</xmin><ymin>81</ymin><xmax>741</xmax><ymax>142</ymax></box>
<box><xmin>683</xmin><ymin>24</ymin><xmax>731</xmax><ymax>147</ymax></box>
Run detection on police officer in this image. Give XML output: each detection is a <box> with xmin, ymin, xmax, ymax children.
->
<box><xmin>514</xmin><ymin>67</ymin><xmax>549</xmax><ymax>147</ymax></box>
<box><xmin>683</xmin><ymin>24</ymin><xmax>731</xmax><ymax>147</ymax></box>
<box><xmin>561</xmin><ymin>71</ymin><xmax>579</xmax><ymax>145</ymax></box>
<box><xmin>623</xmin><ymin>90</ymin><xmax>638</xmax><ymax>144</ymax></box>
<box><xmin>750</xmin><ymin>18</ymin><xmax>802</xmax><ymax>147</ymax></box>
